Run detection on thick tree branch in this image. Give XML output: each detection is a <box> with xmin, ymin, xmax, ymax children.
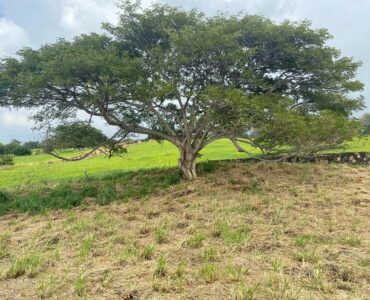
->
<box><xmin>148</xmin><ymin>104</ymin><xmax>177</xmax><ymax>136</ymax></box>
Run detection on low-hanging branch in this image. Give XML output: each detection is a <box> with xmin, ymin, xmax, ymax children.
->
<box><xmin>44</xmin><ymin>129</ymin><xmax>129</xmax><ymax>161</ymax></box>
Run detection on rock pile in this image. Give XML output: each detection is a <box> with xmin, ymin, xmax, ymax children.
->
<box><xmin>215</xmin><ymin>152</ymin><xmax>370</xmax><ymax>165</ymax></box>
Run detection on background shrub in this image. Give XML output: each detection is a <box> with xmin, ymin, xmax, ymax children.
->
<box><xmin>0</xmin><ymin>155</ymin><xmax>14</xmax><ymax>166</ymax></box>
<box><xmin>0</xmin><ymin>191</ymin><xmax>10</xmax><ymax>203</ymax></box>
<box><xmin>12</xmin><ymin>146</ymin><xmax>32</xmax><ymax>156</ymax></box>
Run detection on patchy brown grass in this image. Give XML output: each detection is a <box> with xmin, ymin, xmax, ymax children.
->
<box><xmin>0</xmin><ymin>163</ymin><xmax>369</xmax><ymax>299</ymax></box>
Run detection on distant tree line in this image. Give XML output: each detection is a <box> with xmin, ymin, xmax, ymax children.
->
<box><xmin>1</xmin><ymin>123</ymin><xmax>108</xmax><ymax>156</ymax></box>
<box><xmin>0</xmin><ymin>139</ymin><xmax>39</xmax><ymax>156</ymax></box>
<box><xmin>0</xmin><ymin>140</ymin><xmax>37</xmax><ymax>166</ymax></box>
<box><xmin>0</xmin><ymin>123</ymin><xmax>109</xmax><ymax>166</ymax></box>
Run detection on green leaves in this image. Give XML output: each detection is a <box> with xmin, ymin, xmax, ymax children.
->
<box><xmin>44</xmin><ymin>122</ymin><xmax>108</xmax><ymax>150</ymax></box>
<box><xmin>250</xmin><ymin>110</ymin><xmax>361</xmax><ymax>154</ymax></box>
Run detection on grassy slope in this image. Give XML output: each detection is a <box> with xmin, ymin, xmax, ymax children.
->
<box><xmin>0</xmin><ymin>163</ymin><xmax>369</xmax><ymax>299</ymax></box>
<box><xmin>1</xmin><ymin>137</ymin><xmax>370</xmax><ymax>189</ymax></box>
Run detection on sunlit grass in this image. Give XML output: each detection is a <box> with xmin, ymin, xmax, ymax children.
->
<box><xmin>0</xmin><ymin>139</ymin><xmax>256</xmax><ymax>188</ymax></box>
<box><xmin>0</xmin><ymin>137</ymin><xmax>369</xmax><ymax>188</ymax></box>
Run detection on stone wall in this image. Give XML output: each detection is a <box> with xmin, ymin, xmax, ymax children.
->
<box><xmin>213</xmin><ymin>152</ymin><xmax>370</xmax><ymax>165</ymax></box>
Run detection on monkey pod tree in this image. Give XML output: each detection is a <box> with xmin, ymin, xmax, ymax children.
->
<box><xmin>0</xmin><ymin>2</ymin><xmax>364</xmax><ymax>179</ymax></box>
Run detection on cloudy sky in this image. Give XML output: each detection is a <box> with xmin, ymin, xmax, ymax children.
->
<box><xmin>0</xmin><ymin>0</ymin><xmax>369</xmax><ymax>143</ymax></box>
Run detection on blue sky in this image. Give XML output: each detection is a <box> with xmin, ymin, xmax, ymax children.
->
<box><xmin>0</xmin><ymin>0</ymin><xmax>369</xmax><ymax>143</ymax></box>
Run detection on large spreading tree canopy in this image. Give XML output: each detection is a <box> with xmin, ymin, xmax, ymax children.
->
<box><xmin>0</xmin><ymin>1</ymin><xmax>364</xmax><ymax>178</ymax></box>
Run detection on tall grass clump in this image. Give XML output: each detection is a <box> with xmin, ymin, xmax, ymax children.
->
<box><xmin>0</xmin><ymin>168</ymin><xmax>183</xmax><ymax>216</ymax></box>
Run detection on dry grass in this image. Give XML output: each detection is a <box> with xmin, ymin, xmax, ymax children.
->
<box><xmin>0</xmin><ymin>163</ymin><xmax>369</xmax><ymax>299</ymax></box>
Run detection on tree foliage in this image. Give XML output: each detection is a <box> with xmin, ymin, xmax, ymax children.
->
<box><xmin>246</xmin><ymin>111</ymin><xmax>360</xmax><ymax>155</ymax></box>
<box><xmin>0</xmin><ymin>142</ymin><xmax>32</xmax><ymax>156</ymax></box>
<box><xmin>0</xmin><ymin>1</ymin><xmax>364</xmax><ymax>178</ymax></box>
<box><xmin>23</xmin><ymin>141</ymin><xmax>41</xmax><ymax>149</ymax></box>
<box><xmin>360</xmin><ymin>113</ymin><xmax>370</xmax><ymax>135</ymax></box>
<box><xmin>0</xmin><ymin>155</ymin><xmax>14</xmax><ymax>166</ymax></box>
<box><xmin>43</xmin><ymin>122</ymin><xmax>108</xmax><ymax>150</ymax></box>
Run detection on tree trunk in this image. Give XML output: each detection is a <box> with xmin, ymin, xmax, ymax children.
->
<box><xmin>178</xmin><ymin>147</ymin><xmax>197</xmax><ymax>180</ymax></box>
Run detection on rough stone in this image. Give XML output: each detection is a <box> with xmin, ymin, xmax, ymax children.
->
<box><xmin>213</xmin><ymin>152</ymin><xmax>370</xmax><ymax>165</ymax></box>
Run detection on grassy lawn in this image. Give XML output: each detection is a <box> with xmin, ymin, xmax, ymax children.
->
<box><xmin>0</xmin><ymin>163</ymin><xmax>369</xmax><ymax>299</ymax></box>
<box><xmin>0</xmin><ymin>139</ymin><xmax>256</xmax><ymax>189</ymax></box>
<box><xmin>1</xmin><ymin>137</ymin><xmax>370</xmax><ymax>189</ymax></box>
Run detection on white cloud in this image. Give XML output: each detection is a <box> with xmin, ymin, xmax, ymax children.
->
<box><xmin>60</xmin><ymin>6</ymin><xmax>79</xmax><ymax>31</ymax></box>
<box><xmin>59</xmin><ymin>0</ymin><xmax>154</xmax><ymax>35</ymax></box>
<box><xmin>0</xmin><ymin>18</ymin><xmax>29</xmax><ymax>57</ymax></box>
<box><xmin>58</xmin><ymin>0</ymin><xmax>117</xmax><ymax>35</ymax></box>
<box><xmin>0</xmin><ymin>110</ymin><xmax>33</xmax><ymax>127</ymax></box>
<box><xmin>0</xmin><ymin>109</ymin><xmax>37</xmax><ymax>143</ymax></box>
<box><xmin>159</xmin><ymin>0</ymin><xmax>296</xmax><ymax>18</ymax></box>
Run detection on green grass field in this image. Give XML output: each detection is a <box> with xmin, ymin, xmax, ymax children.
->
<box><xmin>1</xmin><ymin>137</ymin><xmax>369</xmax><ymax>189</ymax></box>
